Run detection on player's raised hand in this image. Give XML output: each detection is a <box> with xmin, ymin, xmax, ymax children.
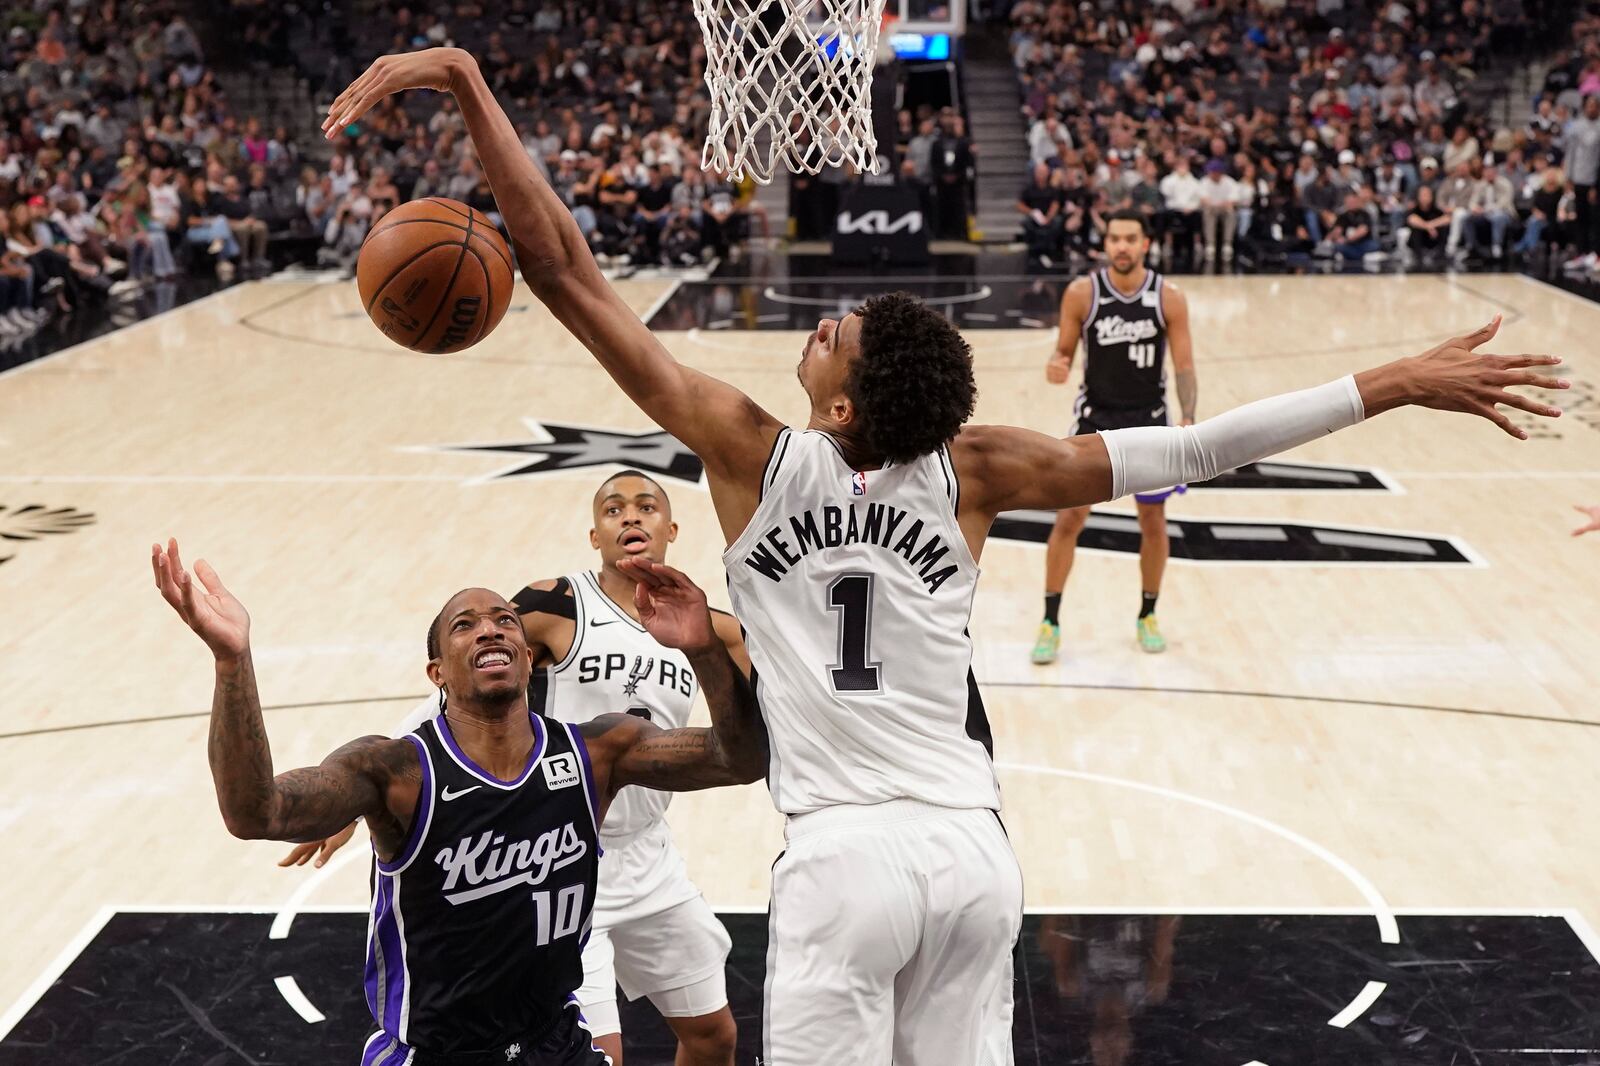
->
<box><xmin>1375</xmin><ymin>315</ymin><xmax>1569</xmax><ymax>438</ymax></box>
<box><xmin>279</xmin><ymin>822</ymin><xmax>358</xmax><ymax>868</ymax></box>
<box><xmin>619</xmin><ymin>558</ymin><xmax>716</xmax><ymax>653</ymax></box>
<box><xmin>1573</xmin><ymin>504</ymin><xmax>1600</xmax><ymax>537</ymax></box>
<box><xmin>151</xmin><ymin>538</ymin><xmax>250</xmax><ymax>660</ymax></box>
<box><xmin>323</xmin><ymin>48</ymin><xmax>473</xmax><ymax>140</ymax></box>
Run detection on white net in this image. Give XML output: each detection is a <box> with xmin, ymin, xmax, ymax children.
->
<box><xmin>694</xmin><ymin>0</ymin><xmax>889</xmax><ymax>184</ymax></box>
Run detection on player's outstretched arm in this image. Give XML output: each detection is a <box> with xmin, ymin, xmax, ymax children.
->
<box><xmin>323</xmin><ymin>49</ymin><xmax>781</xmax><ymax>483</ymax></box>
<box><xmin>958</xmin><ymin>315</ymin><xmax>1568</xmax><ymax>517</ymax></box>
<box><xmin>153</xmin><ymin>540</ymin><xmax>416</xmax><ymax>847</ymax></box>
<box><xmin>579</xmin><ymin>559</ymin><xmax>767</xmax><ymax>796</ymax></box>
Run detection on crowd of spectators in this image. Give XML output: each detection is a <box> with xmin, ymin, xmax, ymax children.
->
<box><xmin>313</xmin><ymin>0</ymin><xmax>767</xmax><ymax>271</ymax></box>
<box><xmin>0</xmin><ymin>1</ymin><xmax>311</xmax><ymax>344</ymax></box>
<box><xmin>997</xmin><ymin>0</ymin><xmax>1595</xmax><ymax>273</ymax></box>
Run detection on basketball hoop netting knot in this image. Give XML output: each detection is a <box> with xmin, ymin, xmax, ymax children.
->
<box><xmin>694</xmin><ymin>0</ymin><xmax>889</xmax><ymax>184</ymax></box>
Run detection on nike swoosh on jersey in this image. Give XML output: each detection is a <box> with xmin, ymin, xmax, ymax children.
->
<box><xmin>589</xmin><ymin>618</ymin><xmax>621</xmax><ymax>627</ymax></box>
<box><xmin>440</xmin><ymin>784</ymin><xmax>482</xmax><ymax>801</ymax></box>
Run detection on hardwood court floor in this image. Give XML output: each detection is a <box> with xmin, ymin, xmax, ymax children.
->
<box><xmin>1</xmin><ymin>271</ymin><xmax>1597</xmax><ymax>1033</ymax></box>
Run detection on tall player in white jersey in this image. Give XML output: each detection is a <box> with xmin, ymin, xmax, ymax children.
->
<box><xmin>327</xmin><ymin>48</ymin><xmax>1569</xmax><ymax>1064</ymax></box>
<box><xmin>282</xmin><ymin>471</ymin><xmax>748</xmax><ymax>1066</ymax></box>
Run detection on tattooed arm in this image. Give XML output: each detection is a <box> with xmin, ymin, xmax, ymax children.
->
<box><xmin>153</xmin><ymin>540</ymin><xmax>418</xmax><ymax>855</ymax></box>
<box><xmin>579</xmin><ymin>558</ymin><xmax>768</xmax><ymax>799</ymax></box>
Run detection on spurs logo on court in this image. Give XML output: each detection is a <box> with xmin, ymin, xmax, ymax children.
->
<box><xmin>433</xmin><ymin>821</ymin><xmax>588</xmax><ymax>905</ymax></box>
<box><xmin>1092</xmin><ymin>315</ymin><xmax>1160</xmax><ymax>347</ymax></box>
<box><xmin>413</xmin><ymin>423</ymin><xmax>1472</xmax><ymax>564</ymax></box>
<box><xmin>416</xmin><ymin>420</ymin><xmax>708</xmax><ymax>486</ymax></box>
<box><xmin>0</xmin><ymin>504</ymin><xmax>97</xmax><ymax>569</ymax></box>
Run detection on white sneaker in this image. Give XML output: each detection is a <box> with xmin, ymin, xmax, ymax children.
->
<box><xmin>1492</xmin><ymin>244</ymin><xmax>1503</xmax><ymax>259</ymax></box>
<box><xmin>1561</xmin><ymin>251</ymin><xmax>1596</xmax><ymax>272</ymax></box>
<box><xmin>109</xmin><ymin>278</ymin><xmax>143</xmax><ymax>297</ymax></box>
<box><xmin>1222</xmin><ymin>244</ymin><xmax>1234</xmax><ymax>262</ymax></box>
<box><xmin>216</xmin><ymin>260</ymin><xmax>236</xmax><ymax>281</ymax></box>
<box><xmin>0</xmin><ymin>314</ymin><xmax>20</xmax><ymax>336</ymax></box>
<box><xmin>1204</xmin><ymin>244</ymin><xmax>1216</xmax><ymax>261</ymax></box>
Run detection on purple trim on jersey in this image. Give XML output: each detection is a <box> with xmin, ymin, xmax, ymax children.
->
<box><xmin>566</xmin><ymin>722</ymin><xmax>604</xmax><ymax>845</ymax></box>
<box><xmin>365</xmin><ymin>874</ymin><xmax>407</xmax><ymax>1036</ymax></box>
<box><xmin>1134</xmin><ymin>483</ymin><xmax>1187</xmax><ymax>505</ymax></box>
<box><xmin>360</xmin><ymin>1031</ymin><xmax>410</xmax><ymax>1066</ymax></box>
<box><xmin>376</xmin><ymin>734</ymin><xmax>431</xmax><ymax>874</ymax></box>
<box><xmin>437</xmin><ymin>709</ymin><xmax>546</xmax><ymax>787</ymax></box>
<box><xmin>1152</xmin><ymin>274</ymin><xmax>1168</xmax><ymax>329</ymax></box>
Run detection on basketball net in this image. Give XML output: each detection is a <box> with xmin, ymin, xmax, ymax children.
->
<box><xmin>694</xmin><ymin>0</ymin><xmax>890</xmax><ymax>184</ymax></box>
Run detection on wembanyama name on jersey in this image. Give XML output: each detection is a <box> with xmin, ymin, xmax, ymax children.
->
<box><xmin>741</xmin><ymin>499</ymin><xmax>961</xmax><ymax>594</ymax></box>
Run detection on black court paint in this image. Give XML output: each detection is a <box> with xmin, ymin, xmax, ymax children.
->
<box><xmin>3</xmin><ymin>912</ymin><xmax>1596</xmax><ymax>1064</ymax></box>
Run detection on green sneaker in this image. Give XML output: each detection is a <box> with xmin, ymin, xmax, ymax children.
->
<box><xmin>1031</xmin><ymin>620</ymin><xmax>1061</xmax><ymax>664</ymax></box>
<box><xmin>1136</xmin><ymin>615</ymin><xmax>1167</xmax><ymax>654</ymax></box>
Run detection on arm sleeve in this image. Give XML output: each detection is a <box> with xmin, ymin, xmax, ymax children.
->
<box><xmin>1102</xmin><ymin>375</ymin><xmax>1365</xmax><ymax>499</ymax></box>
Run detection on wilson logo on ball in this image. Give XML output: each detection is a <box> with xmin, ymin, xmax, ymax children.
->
<box><xmin>437</xmin><ymin>296</ymin><xmax>484</xmax><ymax>351</ymax></box>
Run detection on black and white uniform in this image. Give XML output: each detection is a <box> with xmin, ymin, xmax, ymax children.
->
<box><xmin>1074</xmin><ymin>267</ymin><xmax>1182</xmax><ymax>504</ymax></box>
<box><xmin>724</xmin><ymin>430</ymin><xmax>1024</xmax><ymax>1066</ymax></box>
<box><xmin>360</xmin><ymin>712</ymin><xmax>609</xmax><ymax>1066</ymax></box>
<box><xmin>537</xmin><ymin>571</ymin><xmax>732</xmax><ymax>1036</ymax></box>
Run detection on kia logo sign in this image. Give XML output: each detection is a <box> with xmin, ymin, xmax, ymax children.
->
<box><xmin>835</xmin><ymin>209</ymin><xmax>924</xmax><ymax>235</ymax></box>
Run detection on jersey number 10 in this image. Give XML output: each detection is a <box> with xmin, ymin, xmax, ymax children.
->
<box><xmin>532</xmin><ymin>884</ymin><xmax>586</xmax><ymax>946</ymax></box>
<box><xmin>1127</xmin><ymin>343</ymin><xmax>1156</xmax><ymax>369</ymax></box>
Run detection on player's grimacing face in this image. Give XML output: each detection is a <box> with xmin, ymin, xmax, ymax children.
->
<box><xmin>429</xmin><ymin>589</ymin><xmax>532</xmax><ymax>704</ymax></box>
<box><xmin>591</xmin><ymin>476</ymin><xmax>677</xmax><ymax>566</ymax></box>
<box><xmin>1105</xmin><ymin>221</ymin><xmax>1149</xmax><ymax>272</ymax></box>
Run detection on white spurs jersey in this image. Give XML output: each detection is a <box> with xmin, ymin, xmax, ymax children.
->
<box><xmin>724</xmin><ymin>429</ymin><xmax>1000</xmax><ymax>816</ymax></box>
<box><xmin>538</xmin><ymin>570</ymin><xmax>699</xmax><ymax>841</ymax></box>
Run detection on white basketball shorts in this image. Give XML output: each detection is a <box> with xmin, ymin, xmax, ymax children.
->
<box><xmin>763</xmin><ymin>798</ymin><xmax>1024</xmax><ymax>1066</ymax></box>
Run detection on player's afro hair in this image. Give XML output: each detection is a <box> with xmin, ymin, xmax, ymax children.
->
<box><xmin>848</xmin><ymin>293</ymin><xmax>977</xmax><ymax>464</ymax></box>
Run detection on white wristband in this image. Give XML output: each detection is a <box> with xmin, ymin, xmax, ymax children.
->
<box><xmin>1103</xmin><ymin>375</ymin><xmax>1365</xmax><ymax>500</ymax></box>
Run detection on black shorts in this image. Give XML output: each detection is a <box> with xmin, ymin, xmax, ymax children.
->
<box><xmin>1071</xmin><ymin>401</ymin><xmax>1186</xmax><ymax>505</ymax></box>
<box><xmin>364</xmin><ymin>1003</ymin><xmax>611</xmax><ymax>1066</ymax></box>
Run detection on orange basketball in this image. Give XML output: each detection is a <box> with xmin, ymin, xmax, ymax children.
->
<box><xmin>356</xmin><ymin>198</ymin><xmax>515</xmax><ymax>354</ymax></box>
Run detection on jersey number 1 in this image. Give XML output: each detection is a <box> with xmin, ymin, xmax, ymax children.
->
<box><xmin>827</xmin><ymin>574</ymin><xmax>882</xmax><ymax>693</ymax></box>
<box><xmin>1128</xmin><ymin>343</ymin><xmax>1156</xmax><ymax>369</ymax></box>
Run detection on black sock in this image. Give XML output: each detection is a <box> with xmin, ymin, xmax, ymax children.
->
<box><xmin>1043</xmin><ymin>593</ymin><xmax>1061</xmax><ymax>625</ymax></box>
<box><xmin>1140</xmin><ymin>591</ymin><xmax>1159</xmax><ymax>619</ymax></box>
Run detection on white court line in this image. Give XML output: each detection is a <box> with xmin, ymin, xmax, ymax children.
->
<box><xmin>995</xmin><ymin>761</ymin><xmax>1401</xmax><ymax>944</ymax></box>
<box><xmin>274</xmin><ymin>975</ymin><xmax>326</xmax><ymax>1024</ymax></box>
<box><xmin>1517</xmin><ymin>272</ymin><xmax>1600</xmax><ymax>313</ymax></box>
<box><xmin>0</xmin><ymin>284</ymin><xmax>243</xmax><ymax>383</ymax></box>
<box><xmin>269</xmin><ymin>844</ymin><xmax>369</xmax><ymax>940</ymax></box>
<box><xmin>0</xmin><ymin>905</ymin><xmax>115</xmax><ymax>1042</ymax></box>
<box><xmin>638</xmin><ymin>278</ymin><xmax>683</xmax><ymax>325</ymax></box>
<box><xmin>762</xmin><ymin>284</ymin><xmax>993</xmax><ymax>307</ymax></box>
<box><xmin>1327</xmin><ymin>980</ymin><xmax>1387</xmax><ymax>1028</ymax></box>
<box><xmin>1565</xmin><ymin>910</ymin><xmax>1600</xmax><ymax>964</ymax></box>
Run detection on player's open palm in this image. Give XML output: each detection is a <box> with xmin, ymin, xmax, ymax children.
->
<box><xmin>324</xmin><ymin>48</ymin><xmax>470</xmax><ymax>140</ymax></box>
<box><xmin>151</xmin><ymin>538</ymin><xmax>250</xmax><ymax>660</ymax></box>
<box><xmin>620</xmin><ymin>558</ymin><xmax>716</xmax><ymax>653</ymax></box>
<box><xmin>1403</xmin><ymin>315</ymin><xmax>1568</xmax><ymax>438</ymax></box>
<box><xmin>1573</xmin><ymin>504</ymin><xmax>1600</xmax><ymax>537</ymax></box>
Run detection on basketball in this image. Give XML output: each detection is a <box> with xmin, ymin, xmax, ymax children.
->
<box><xmin>355</xmin><ymin>198</ymin><xmax>515</xmax><ymax>354</ymax></box>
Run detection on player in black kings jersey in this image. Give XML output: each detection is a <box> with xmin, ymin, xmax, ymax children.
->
<box><xmin>1033</xmin><ymin>210</ymin><xmax>1198</xmax><ymax>662</ymax></box>
<box><xmin>152</xmin><ymin>540</ymin><xmax>766</xmax><ymax>1065</ymax></box>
